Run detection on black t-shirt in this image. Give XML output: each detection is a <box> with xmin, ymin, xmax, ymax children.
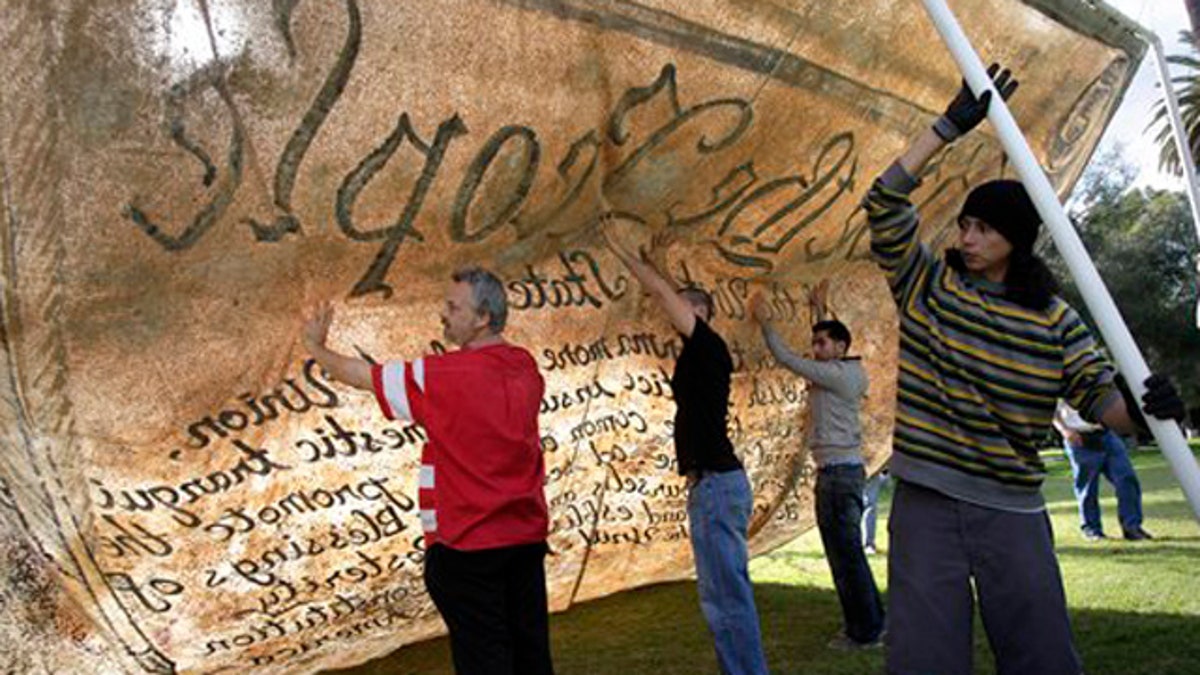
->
<box><xmin>670</xmin><ymin>318</ymin><xmax>742</xmax><ymax>475</ymax></box>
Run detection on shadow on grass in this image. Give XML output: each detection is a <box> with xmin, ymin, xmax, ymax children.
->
<box><xmin>326</xmin><ymin>580</ymin><xmax>1200</xmax><ymax>675</ymax></box>
<box><xmin>1058</xmin><ymin>542</ymin><xmax>1200</xmax><ymax>557</ymax></box>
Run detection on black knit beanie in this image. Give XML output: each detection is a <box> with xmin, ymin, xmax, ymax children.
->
<box><xmin>960</xmin><ymin>180</ymin><xmax>1041</xmax><ymax>254</ymax></box>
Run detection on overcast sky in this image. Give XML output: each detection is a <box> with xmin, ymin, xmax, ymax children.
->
<box><xmin>1093</xmin><ymin>0</ymin><xmax>1192</xmax><ymax>190</ymax></box>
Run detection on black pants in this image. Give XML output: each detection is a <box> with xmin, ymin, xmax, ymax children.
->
<box><xmin>424</xmin><ymin>541</ymin><xmax>554</xmax><ymax>675</ymax></box>
<box><xmin>887</xmin><ymin>480</ymin><xmax>1081</xmax><ymax>675</ymax></box>
<box><xmin>816</xmin><ymin>464</ymin><xmax>886</xmax><ymax>643</ymax></box>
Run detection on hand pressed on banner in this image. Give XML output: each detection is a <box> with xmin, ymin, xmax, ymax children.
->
<box><xmin>302</xmin><ymin>302</ymin><xmax>334</xmax><ymax>351</ymax></box>
<box><xmin>598</xmin><ymin>213</ymin><xmax>641</xmax><ymax>267</ymax></box>
<box><xmin>748</xmin><ymin>291</ymin><xmax>770</xmax><ymax>325</ymax></box>
<box><xmin>641</xmin><ymin>228</ymin><xmax>680</xmax><ymax>275</ymax></box>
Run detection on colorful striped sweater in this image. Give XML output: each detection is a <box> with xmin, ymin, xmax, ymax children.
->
<box><xmin>865</xmin><ymin>162</ymin><xmax>1119</xmax><ymax>512</ymax></box>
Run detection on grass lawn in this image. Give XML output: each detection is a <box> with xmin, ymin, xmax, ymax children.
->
<box><xmin>333</xmin><ymin>444</ymin><xmax>1200</xmax><ymax>674</ymax></box>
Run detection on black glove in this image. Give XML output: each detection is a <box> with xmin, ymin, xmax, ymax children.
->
<box><xmin>1143</xmin><ymin>373</ymin><xmax>1186</xmax><ymax>423</ymax></box>
<box><xmin>933</xmin><ymin>63</ymin><xmax>1019</xmax><ymax>142</ymax></box>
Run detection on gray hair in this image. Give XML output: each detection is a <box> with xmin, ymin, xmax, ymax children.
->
<box><xmin>451</xmin><ymin>266</ymin><xmax>508</xmax><ymax>333</ymax></box>
<box><xmin>678</xmin><ymin>286</ymin><xmax>714</xmax><ymax>321</ymax></box>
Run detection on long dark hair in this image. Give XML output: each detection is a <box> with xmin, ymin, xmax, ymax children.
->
<box><xmin>945</xmin><ymin>248</ymin><xmax>1059</xmax><ymax>311</ymax></box>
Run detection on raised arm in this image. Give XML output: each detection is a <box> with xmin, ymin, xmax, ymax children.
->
<box><xmin>918</xmin><ymin>63</ymin><xmax>1018</xmax><ymax>174</ymax></box>
<box><xmin>896</xmin><ymin>128</ymin><xmax>948</xmax><ymax>181</ymax></box>
<box><xmin>890</xmin><ymin>65</ymin><xmax>1018</xmax><ymax>176</ymax></box>
<box><xmin>750</xmin><ymin>292</ymin><xmax>858</xmax><ymax>395</ymax></box>
<box><xmin>866</xmin><ymin>64</ymin><xmax>1017</xmax><ymax>302</ymax></box>
<box><xmin>600</xmin><ymin>218</ymin><xmax>698</xmax><ymax>337</ymax></box>
<box><xmin>809</xmin><ymin>279</ymin><xmax>837</xmax><ymax>322</ymax></box>
<box><xmin>302</xmin><ymin>303</ymin><xmax>373</xmax><ymax>391</ymax></box>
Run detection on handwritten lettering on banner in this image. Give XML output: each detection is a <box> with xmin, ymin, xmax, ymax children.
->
<box><xmin>127</xmin><ymin>38</ymin><xmax>975</xmax><ymax>287</ymax></box>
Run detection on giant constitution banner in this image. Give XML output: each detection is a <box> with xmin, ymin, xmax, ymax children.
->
<box><xmin>0</xmin><ymin>0</ymin><xmax>1142</xmax><ymax>672</ymax></box>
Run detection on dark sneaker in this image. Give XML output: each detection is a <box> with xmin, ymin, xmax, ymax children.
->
<box><xmin>1123</xmin><ymin>527</ymin><xmax>1154</xmax><ymax>541</ymax></box>
<box><xmin>827</xmin><ymin>631</ymin><xmax>883</xmax><ymax>651</ymax></box>
<box><xmin>1082</xmin><ymin>530</ymin><xmax>1107</xmax><ymax>541</ymax></box>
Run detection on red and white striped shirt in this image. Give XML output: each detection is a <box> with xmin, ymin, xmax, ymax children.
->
<box><xmin>371</xmin><ymin>343</ymin><xmax>548</xmax><ymax>550</ymax></box>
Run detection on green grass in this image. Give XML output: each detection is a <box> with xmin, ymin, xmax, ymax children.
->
<box><xmin>332</xmin><ymin>445</ymin><xmax>1200</xmax><ymax>674</ymax></box>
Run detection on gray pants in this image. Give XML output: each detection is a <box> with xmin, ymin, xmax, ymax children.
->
<box><xmin>886</xmin><ymin>480</ymin><xmax>1082</xmax><ymax>675</ymax></box>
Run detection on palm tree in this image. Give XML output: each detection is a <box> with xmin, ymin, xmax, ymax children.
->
<box><xmin>1189</xmin><ymin>0</ymin><xmax>1200</xmax><ymax>35</ymax></box>
<box><xmin>1149</xmin><ymin>31</ymin><xmax>1200</xmax><ymax>176</ymax></box>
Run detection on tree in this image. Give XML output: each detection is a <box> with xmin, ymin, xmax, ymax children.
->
<box><xmin>1045</xmin><ymin>151</ymin><xmax>1200</xmax><ymax>424</ymax></box>
<box><xmin>1149</xmin><ymin>30</ymin><xmax>1200</xmax><ymax>176</ymax></box>
<box><xmin>1188</xmin><ymin>0</ymin><xmax>1200</xmax><ymax>37</ymax></box>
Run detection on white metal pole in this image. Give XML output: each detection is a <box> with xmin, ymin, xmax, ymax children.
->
<box><xmin>918</xmin><ymin>0</ymin><xmax>1200</xmax><ymax>522</ymax></box>
<box><xmin>1146</xmin><ymin>32</ymin><xmax>1200</xmax><ymax>330</ymax></box>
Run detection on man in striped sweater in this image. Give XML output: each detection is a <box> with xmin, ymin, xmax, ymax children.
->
<box><xmin>865</xmin><ymin>65</ymin><xmax>1186</xmax><ymax>675</ymax></box>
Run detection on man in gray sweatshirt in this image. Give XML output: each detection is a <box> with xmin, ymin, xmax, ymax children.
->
<box><xmin>750</xmin><ymin>287</ymin><xmax>884</xmax><ymax>649</ymax></box>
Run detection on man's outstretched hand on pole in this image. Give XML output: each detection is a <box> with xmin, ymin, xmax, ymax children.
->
<box><xmin>1143</xmin><ymin>374</ymin><xmax>1187</xmax><ymax>424</ymax></box>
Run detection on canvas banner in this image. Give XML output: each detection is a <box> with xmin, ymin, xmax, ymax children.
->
<box><xmin>0</xmin><ymin>0</ymin><xmax>1139</xmax><ymax>672</ymax></box>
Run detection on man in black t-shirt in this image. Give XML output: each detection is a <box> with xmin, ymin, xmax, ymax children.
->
<box><xmin>601</xmin><ymin>220</ymin><xmax>768</xmax><ymax>675</ymax></box>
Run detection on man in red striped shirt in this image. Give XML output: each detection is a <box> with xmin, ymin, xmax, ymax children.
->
<box><xmin>302</xmin><ymin>267</ymin><xmax>552</xmax><ymax>675</ymax></box>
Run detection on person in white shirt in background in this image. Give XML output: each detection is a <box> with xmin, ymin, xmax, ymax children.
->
<box><xmin>1053</xmin><ymin>400</ymin><xmax>1151</xmax><ymax>541</ymax></box>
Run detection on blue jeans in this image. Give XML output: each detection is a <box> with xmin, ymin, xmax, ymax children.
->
<box><xmin>688</xmin><ymin>468</ymin><xmax>768</xmax><ymax>675</ymax></box>
<box><xmin>816</xmin><ymin>464</ymin><xmax>885</xmax><ymax>643</ymax></box>
<box><xmin>862</xmin><ymin>471</ymin><xmax>890</xmax><ymax>549</ymax></box>
<box><xmin>1063</xmin><ymin>430</ymin><xmax>1143</xmax><ymax>535</ymax></box>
